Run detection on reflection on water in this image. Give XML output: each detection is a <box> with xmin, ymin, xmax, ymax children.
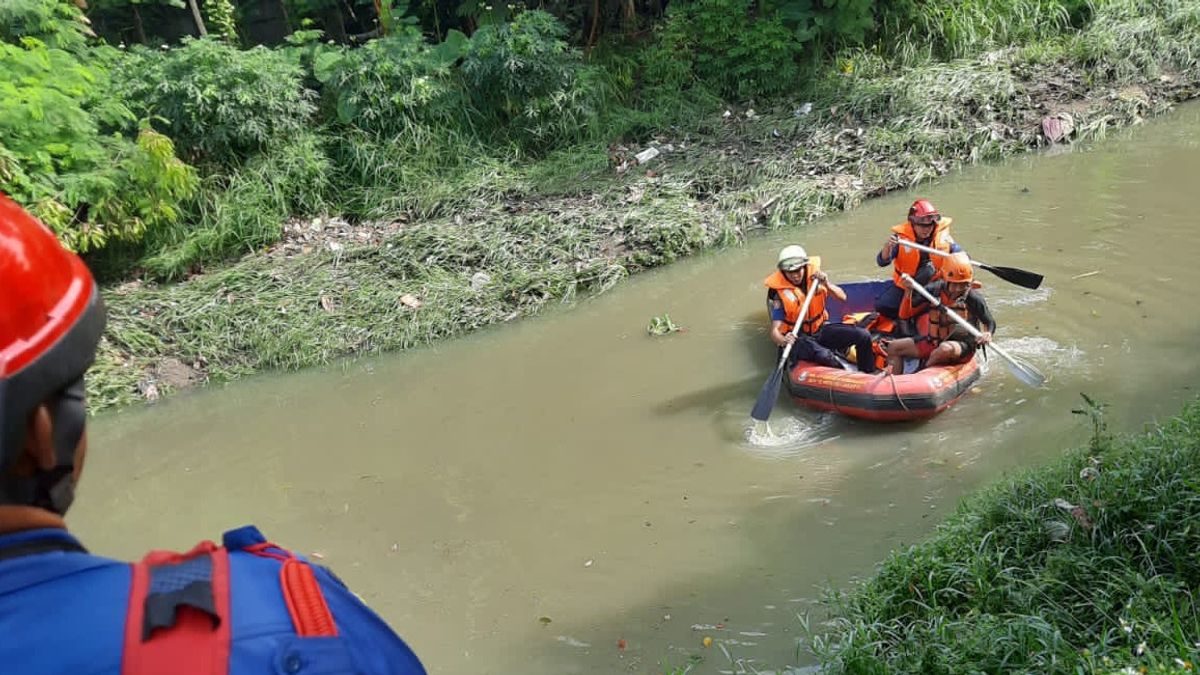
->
<box><xmin>74</xmin><ymin>104</ymin><xmax>1200</xmax><ymax>674</ymax></box>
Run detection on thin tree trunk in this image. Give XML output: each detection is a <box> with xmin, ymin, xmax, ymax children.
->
<box><xmin>585</xmin><ymin>0</ymin><xmax>600</xmax><ymax>53</ymax></box>
<box><xmin>322</xmin><ymin>4</ymin><xmax>348</xmax><ymax>43</ymax></box>
<box><xmin>278</xmin><ymin>0</ymin><xmax>293</xmax><ymax>33</ymax></box>
<box><xmin>131</xmin><ymin>4</ymin><xmax>147</xmax><ymax>43</ymax></box>
<box><xmin>188</xmin><ymin>0</ymin><xmax>208</xmax><ymax>36</ymax></box>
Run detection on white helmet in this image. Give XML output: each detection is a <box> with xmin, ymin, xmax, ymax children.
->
<box><xmin>777</xmin><ymin>245</ymin><xmax>809</xmax><ymax>271</ymax></box>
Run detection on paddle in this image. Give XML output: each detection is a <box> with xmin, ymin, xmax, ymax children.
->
<box><xmin>751</xmin><ymin>278</ymin><xmax>822</xmax><ymax>422</ymax></box>
<box><xmin>901</xmin><ymin>273</ymin><xmax>1047</xmax><ymax>388</ymax></box>
<box><xmin>898</xmin><ymin>239</ymin><xmax>1044</xmax><ymax>290</ymax></box>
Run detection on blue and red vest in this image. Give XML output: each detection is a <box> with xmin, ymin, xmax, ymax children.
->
<box><xmin>0</xmin><ymin>526</ymin><xmax>426</xmax><ymax>674</ymax></box>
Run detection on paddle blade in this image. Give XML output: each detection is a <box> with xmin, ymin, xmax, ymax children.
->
<box><xmin>980</xmin><ymin>263</ymin><xmax>1044</xmax><ymax>290</ymax></box>
<box><xmin>751</xmin><ymin>367</ymin><xmax>785</xmax><ymax>422</ymax></box>
<box><xmin>1004</xmin><ymin>357</ymin><xmax>1047</xmax><ymax>388</ymax></box>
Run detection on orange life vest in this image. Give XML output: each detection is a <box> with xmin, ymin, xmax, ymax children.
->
<box><xmin>915</xmin><ymin>288</ymin><xmax>975</xmax><ymax>344</ymax></box>
<box><xmin>890</xmin><ymin>217</ymin><xmax>954</xmax><ymax>287</ymax></box>
<box><xmin>764</xmin><ymin>256</ymin><xmax>828</xmax><ymax>335</ymax></box>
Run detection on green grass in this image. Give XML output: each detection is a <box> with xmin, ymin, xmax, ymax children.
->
<box><xmin>810</xmin><ymin>396</ymin><xmax>1200</xmax><ymax>675</ymax></box>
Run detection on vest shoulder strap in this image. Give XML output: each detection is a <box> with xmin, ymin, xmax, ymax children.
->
<box><xmin>122</xmin><ymin>532</ymin><xmax>338</xmax><ymax>675</ymax></box>
<box><xmin>122</xmin><ymin>541</ymin><xmax>231</xmax><ymax>675</ymax></box>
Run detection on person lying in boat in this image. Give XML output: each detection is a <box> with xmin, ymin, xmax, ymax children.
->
<box><xmin>765</xmin><ymin>245</ymin><xmax>878</xmax><ymax>373</ymax></box>
<box><xmin>881</xmin><ymin>252</ymin><xmax>995</xmax><ymax>372</ymax></box>
<box><xmin>873</xmin><ymin>198</ymin><xmax>964</xmax><ymax>321</ymax></box>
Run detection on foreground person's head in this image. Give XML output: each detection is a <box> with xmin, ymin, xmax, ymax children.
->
<box><xmin>0</xmin><ymin>194</ymin><xmax>105</xmax><ymax>523</ymax></box>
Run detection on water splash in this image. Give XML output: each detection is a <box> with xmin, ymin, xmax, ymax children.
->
<box><xmin>991</xmin><ymin>286</ymin><xmax>1052</xmax><ymax>307</ymax></box>
<box><xmin>976</xmin><ymin>336</ymin><xmax>1083</xmax><ymax>383</ymax></box>
<box><xmin>743</xmin><ymin>414</ymin><xmax>837</xmax><ymax>457</ymax></box>
<box><xmin>1000</xmin><ymin>336</ymin><xmax>1083</xmax><ymax>370</ymax></box>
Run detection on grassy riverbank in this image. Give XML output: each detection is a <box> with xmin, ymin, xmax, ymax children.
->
<box><xmin>809</xmin><ymin>396</ymin><xmax>1200</xmax><ymax>675</ymax></box>
<box><xmin>91</xmin><ymin>0</ymin><xmax>1200</xmax><ymax>412</ymax></box>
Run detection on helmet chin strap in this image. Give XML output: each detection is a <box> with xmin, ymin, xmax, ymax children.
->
<box><xmin>0</xmin><ymin>379</ymin><xmax>85</xmax><ymax>516</ymax></box>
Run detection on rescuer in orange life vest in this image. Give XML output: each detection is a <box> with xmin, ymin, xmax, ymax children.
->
<box><xmin>0</xmin><ymin>194</ymin><xmax>425</xmax><ymax>675</ymax></box>
<box><xmin>874</xmin><ymin>198</ymin><xmax>965</xmax><ymax>320</ymax></box>
<box><xmin>879</xmin><ymin>252</ymin><xmax>995</xmax><ymax>372</ymax></box>
<box><xmin>765</xmin><ymin>245</ymin><xmax>877</xmax><ymax>373</ymax></box>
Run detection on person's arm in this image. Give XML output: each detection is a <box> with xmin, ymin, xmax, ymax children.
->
<box><xmin>770</xmin><ymin>320</ymin><xmax>795</xmax><ymax>346</ymax></box>
<box><xmin>967</xmin><ymin>289</ymin><xmax>996</xmax><ymax>343</ymax></box>
<box><xmin>767</xmin><ymin>290</ymin><xmax>794</xmax><ymax>346</ymax></box>
<box><xmin>877</xmin><ymin>234</ymin><xmax>899</xmax><ymax>266</ymax></box>
<box><xmin>898</xmin><ymin>278</ymin><xmax>933</xmax><ymax>319</ymax></box>
<box><xmin>812</xmin><ymin>270</ymin><xmax>846</xmax><ymax>301</ymax></box>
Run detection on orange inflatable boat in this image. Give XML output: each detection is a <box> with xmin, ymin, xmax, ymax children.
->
<box><xmin>784</xmin><ymin>280</ymin><xmax>981</xmax><ymax>422</ymax></box>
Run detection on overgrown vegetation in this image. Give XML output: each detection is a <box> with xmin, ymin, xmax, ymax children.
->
<box><xmin>1</xmin><ymin>0</ymin><xmax>1198</xmax><ymax>408</ymax></box>
<box><xmin>811</xmin><ymin>395</ymin><xmax>1200</xmax><ymax>675</ymax></box>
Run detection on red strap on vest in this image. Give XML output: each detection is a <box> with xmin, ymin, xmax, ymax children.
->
<box><xmin>246</xmin><ymin>542</ymin><xmax>338</xmax><ymax>638</ymax></box>
<box><xmin>122</xmin><ymin>541</ymin><xmax>231</xmax><ymax>675</ymax></box>
<box><xmin>280</xmin><ymin>558</ymin><xmax>339</xmax><ymax>637</ymax></box>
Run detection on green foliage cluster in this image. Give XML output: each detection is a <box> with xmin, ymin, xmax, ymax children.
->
<box><xmin>813</xmin><ymin>396</ymin><xmax>1200</xmax><ymax>674</ymax></box>
<box><xmin>113</xmin><ymin>38</ymin><xmax>316</xmax><ymax>167</ymax></box>
<box><xmin>0</xmin><ymin>0</ymin><xmax>96</xmax><ymax>51</ymax></box>
<box><xmin>461</xmin><ymin>10</ymin><xmax>610</xmax><ymax>148</ymax></box>
<box><xmin>312</xmin><ymin>28</ymin><xmax>463</xmax><ymax>137</ymax></box>
<box><xmin>203</xmin><ymin>0</ymin><xmax>239</xmax><ymax>43</ymax></box>
<box><xmin>6</xmin><ymin>0</ymin><xmax>1194</xmax><ymax>279</ymax></box>
<box><xmin>0</xmin><ymin>0</ymin><xmax>195</xmax><ymax>252</ymax></box>
<box><xmin>875</xmin><ymin>0</ymin><xmax>1079</xmax><ymax>64</ymax></box>
<box><xmin>647</xmin><ymin>0</ymin><xmax>800</xmax><ymax>100</ymax></box>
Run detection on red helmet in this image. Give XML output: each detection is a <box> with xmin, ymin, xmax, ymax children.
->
<box><xmin>908</xmin><ymin>199</ymin><xmax>940</xmax><ymax>226</ymax></box>
<box><xmin>0</xmin><ymin>193</ymin><xmax>105</xmax><ymax>511</ymax></box>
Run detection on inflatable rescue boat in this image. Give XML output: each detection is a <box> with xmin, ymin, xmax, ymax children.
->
<box><xmin>785</xmin><ymin>280</ymin><xmax>981</xmax><ymax>422</ymax></box>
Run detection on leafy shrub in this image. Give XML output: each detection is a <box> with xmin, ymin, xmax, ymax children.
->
<box><xmin>649</xmin><ymin>0</ymin><xmax>800</xmax><ymax>100</ymax></box>
<box><xmin>311</xmin><ymin>28</ymin><xmax>464</xmax><ymax>138</ymax></box>
<box><xmin>767</xmin><ymin>0</ymin><xmax>875</xmax><ymax>52</ymax></box>
<box><xmin>461</xmin><ymin>10</ymin><xmax>611</xmax><ymax>149</ymax></box>
<box><xmin>113</xmin><ymin>38</ymin><xmax>316</xmax><ymax>166</ymax></box>
<box><xmin>0</xmin><ymin>39</ymin><xmax>196</xmax><ymax>252</ymax></box>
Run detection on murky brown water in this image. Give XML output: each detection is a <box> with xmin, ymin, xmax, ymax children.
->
<box><xmin>74</xmin><ymin>104</ymin><xmax>1200</xmax><ymax>674</ymax></box>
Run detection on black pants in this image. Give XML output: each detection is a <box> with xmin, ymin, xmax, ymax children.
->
<box><xmin>788</xmin><ymin>323</ymin><xmax>877</xmax><ymax>373</ymax></box>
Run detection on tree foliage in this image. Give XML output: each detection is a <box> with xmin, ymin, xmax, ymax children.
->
<box><xmin>0</xmin><ymin>0</ymin><xmax>196</xmax><ymax>253</ymax></box>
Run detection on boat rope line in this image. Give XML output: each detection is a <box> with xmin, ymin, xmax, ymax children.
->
<box><xmin>888</xmin><ymin>369</ymin><xmax>910</xmax><ymax>413</ymax></box>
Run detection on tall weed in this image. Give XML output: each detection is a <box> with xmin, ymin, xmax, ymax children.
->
<box><xmin>877</xmin><ymin>0</ymin><xmax>1073</xmax><ymax>64</ymax></box>
<box><xmin>139</xmin><ymin>132</ymin><xmax>330</xmax><ymax>278</ymax></box>
<box><xmin>311</xmin><ymin>28</ymin><xmax>465</xmax><ymax>137</ymax></box>
<box><xmin>462</xmin><ymin>10</ymin><xmax>612</xmax><ymax>150</ymax></box>
<box><xmin>114</xmin><ymin>38</ymin><xmax>316</xmax><ymax>167</ymax></box>
<box><xmin>649</xmin><ymin>0</ymin><xmax>800</xmax><ymax>100</ymax></box>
